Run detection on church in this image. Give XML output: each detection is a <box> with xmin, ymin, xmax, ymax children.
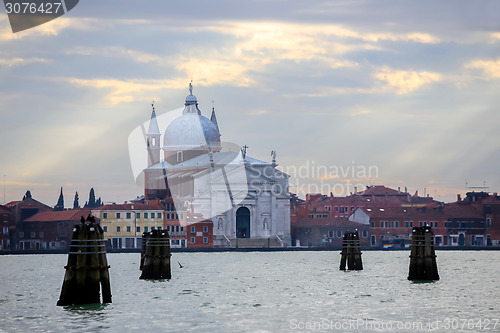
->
<box><xmin>143</xmin><ymin>84</ymin><xmax>291</xmax><ymax>247</ymax></box>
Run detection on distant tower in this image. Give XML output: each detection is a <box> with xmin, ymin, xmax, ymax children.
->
<box><xmin>210</xmin><ymin>101</ymin><xmax>220</xmax><ymax>134</ymax></box>
<box><xmin>147</xmin><ymin>103</ymin><xmax>161</xmax><ymax>167</ymax></box>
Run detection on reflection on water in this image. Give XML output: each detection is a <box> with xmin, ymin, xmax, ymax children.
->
<box><xmin>0</xmin><ymin>251</ymin><xmax>498</xmax><ymax>332</ymax></box>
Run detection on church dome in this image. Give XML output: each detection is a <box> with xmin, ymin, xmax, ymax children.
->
<box><xmin>163</xmin><ymin>84</ymin><xmax>221</xmax><ymax>151</ymax></box>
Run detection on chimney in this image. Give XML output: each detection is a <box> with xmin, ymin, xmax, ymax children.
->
<box><xmin>354</xmin><ymin>186</ymin><xmax>357</xmax><ymax>194</ymax></box>
<box><xmin>405</xmin><ymin>186</ymin><xmax>407</xmax><ymax>193</ymax></box>
<box><xmin>398</xmin><ymin>187</ymin><xmax>401</xmax><ymax>194</ymax></box>
<box><xmin>457</xmin><ymin>194</ymin><xmax>461</xmax><ymax>202</ymax></box>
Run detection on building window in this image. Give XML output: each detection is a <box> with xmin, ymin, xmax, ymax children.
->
<box><xmin>2</xmin><ymin>227</ymin><xmax>8</xmax><ymax>235</ymax></box>
<box><xmin>144</xmin><ymin>227</ymin><xmax>148</xmax><ymax>232</ymax></box>
<box><xmin>180</xmin><ymin>227</ymin><xmax>184</xmax><ymax>232</ymax></box>
<box><xmin>167</xmin><ymin>213</ymin><xmax>170</xmax><ymax>219</ymax></box>
<box><xmin>177</xmin><ymin>151</ymin><xmax>183</xmax><ymax>162</ymax></box>
<box><xmin>203</xmin><ymin>226</ymin><xmax>208</xmax><ymax>233</ymax></box>
<box><xmin>30</xmin><ymin>232</ymin><xmax>36</xmax><ymax>238</ymax></box>
<box><xmin>176</xmin><ymin>226</ymin><xmax>179</xmax><ymax>232</ymax></box>
<box><xmin>136</xmin><ymin>226</ymin><xmax>140</xmax><ymax>233</ymax></box>
<box><xmin>370</xmin><ymin>221</ymin><xmax>374</xmax><ymax>227</ymax></box>
<box><xmin>180</xmin><ymin>213</ymin><xmax>183</xmax><ymax>219</ymax></box>
<box><xmin>116</xmin><ymin>213</ymin><xmax>121</xmax><ymax>219</ymax></box>
<box><xmin>127</xmin><ymin>226</ymin><xmax>131</xmax><ymax>232</ymax></box>
<box><xmin>166</xmin><ymin>226</ymin><xmax>170</xmax><ymax>231</ymax></box>
<box><xmin>380</xmin><ymin>221</ymin><xmax>384</xmax><ymax>228</ymax></box>
<box><xmin>334</xmin><ymin>206</ymin><xmax>338</xmax><ymax>212</ymax></box>
<box><xmin>175</xmin><ymin>214</ymin><xmax>178</xmax><ymax>219</ymax></box>
<box><xmin>157</xmin><ymin>213</ymin><xmax>162</xmax><ymax>218</ymax></box>
<box><xmin>191</xmin><ymin>226</ymin><xmax>195</xmax><ymax>233</ymax></box>
<box><xmin>362</xmin><ymin>230</ymin><xmax>368</xmax><ymax>238</ymax></box>
<box><xmin>151</xmin><ymin>227</ymin><xmax>155</xmax><ymax>230</ymax></box>
<box><xmin>190</xmin><ymin>237</ymin><xmax>195</xmax><ymax>244</ymax></box>
<box><xmin>103</xmin><ymin>226</ymin><xmax>107</xmax><ymax>232</ymax></box>
<box><xmin>337</xmin><ymin>230</ymin><xmax>342</xmax><ymax>238</ymax></box>
<box><xmin>203</xmin><ymin>237</ymin><xmax>208</xmax><ymax>244</ymax></box>
<box><xmin>19</xmin><ymin>232</ymin><xmax>24</xmax><ymax>238</ymax></box>
<box><xmin>328</xmin><ymin>231</ymin><xmax>334</xmax><ymax>238</ymax></box>
<box><xmin>103</xmin><ymin>212</ymin><xmax>107</xmax><ymax>219</ymax></box>
<box><xmin>144</xmin><ymin>213</ymin><xmax>148</xmax><ymax>219</ymax></box>
<box><xmin>351</xmin><ymin>206</ymin><xmax>354</xmax><ymax>211</ymax></box>
<box><xmin>116</xmin><ymin>226</ymin><xmax>121</xmax><ymax>232</ymax></box>
<box><xmin>126</xmin><ymin>212</ymin><xmax>131</xmax><ymax>219</ymax></box>
<box><xmin>136</xmin><ymin>213</ymin><xmax>140</xmax><ymax>218</ymax></box>
<box><xmin>39</xmin><ymin>232</ymin><xmax>44</xmax><ymax>238</ymax></box>
<box><xmin>486</xmin><ymin>218</ymin><xmax>491</xmax><ymax>228</ymax></box>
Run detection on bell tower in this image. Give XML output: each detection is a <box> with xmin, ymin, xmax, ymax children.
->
<box><xmin>147</xmin><ymin>102</ymin><xmax>161</xmax><ymax>167</ymax></box>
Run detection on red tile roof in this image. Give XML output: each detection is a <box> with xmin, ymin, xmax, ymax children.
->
<box><xmin>23</xmin><ymin>209</ymin><xmax>92</xmax><ymax>222</ymax></box>
<box><xmin>357</xmin><ymin>185</ymin><xmax>405</xmax><ymax>196</ymax></box>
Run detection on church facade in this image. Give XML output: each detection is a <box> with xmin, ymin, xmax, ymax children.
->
<box><xmin>143</xmin><ymin>84</ymin><xmax>291</xmax><ymax>247</ymax></box>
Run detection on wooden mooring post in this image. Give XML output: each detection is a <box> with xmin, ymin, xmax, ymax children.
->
<box><xmin>340</xmin><ymin>231</ymin><xmax>363</xmax><ymax>271</ymax></box>
<box><xmin>140</xmin><ymin>229</ymin><xmax>171</xmax><ymax>280</ymax></box>
<box><xmin>408</xmin><ymin>226</ymin><xmax>439</xmax><ymax>281</ymax></box>
<box><xmin>57</xmin><ymin>216</ymin><xmax>112</xmax><ymax>306</ymax></box>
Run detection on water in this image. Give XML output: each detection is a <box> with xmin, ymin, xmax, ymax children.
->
<box><xmin>0</xmin><ymin>251</ymin><xmax>499</xmax><ymax>332</ymax></box>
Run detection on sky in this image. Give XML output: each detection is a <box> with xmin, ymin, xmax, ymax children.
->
<box><xmin>0</xmin><ymin>0</ymin><xmax>499</xmax><ymax>207</ymax></box>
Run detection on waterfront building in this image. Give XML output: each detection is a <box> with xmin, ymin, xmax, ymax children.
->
<box><xmin>186</xmin><ymin>213</ymin><xmax>213</xmax><ymax>248</ymax></box>
<box><xmin>164</xmin><ymin>218</ymin><xmax>187</xmax><ymax>248</ymax></box>
<box><xmin>349</xmin><ymin>201</ymin><xmax>487</xmax><ymax>247</ymax></box>
<box><xmin>142</xmin><ymin>84</ymin><xmax>291</xmax><ymax>247</ymax></box>
<box><xmin>92</xmin><ymin>203</ymin><xmax>164</xmax><ymax>249</ymax></box>
<box><xmin>16</xmin><ymin>208</ymin><xmax>91</xmax><ymax>250</ymax></box>
<box><xmin>293</xmin><ymin>216</ymin><xmax>370</xmax><ymax>248</ymax></box>
<box><xmin>0</xmin><ymin>205</ymin><xmax>15</xmax><ymax>250</ymax></box>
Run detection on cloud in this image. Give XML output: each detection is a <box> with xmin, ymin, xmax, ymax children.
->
<box><xmin>176</xmin><ymin>57</ymin><xmax>254</xmax><ymax>87</ymax></box>
<box><xmin>65</xmin><ymin>46</ymin><xmax>165</xmax><ymax>64</ymax></box>
<box><xmin>349</xmin><ymin>109</ymin><xmax>373</xmax><ymax>117</ymax></box>
<box><xmin>374</xmin><ymin>66</ymin><xmax>441</xmax><ymax>94</ymax></box>
<box><xmin>492</xmin><ymin>32</ymin><xmax>500</xmax><ymax>41</ymax></box>
<box><xmin>0</xmin><ymin>56</ymin><xmax>47</xmax><ymax>67</ymax></box>
<box><xmin>67</xmin><ymin>78</ymin><xmax>185</xmax><ymax>105</ymax></box>
<box><xmin>466</xmin><ymin>58</ymin><xmax>500</xmax><ymax>79</ymax></box>
<box><xmin>6</xmin><ymin>180</ymin><xmax>52</xmax><ymax>187</ymax></box>
<box><xmin>248</xmin><ymin>109</ymin><xmax>270</xmax><ymax>116</ymax></box>
<box><xmin>0</xmin><ymin>17</ymin><xmax>98</xmax><ymax>41</ymax></box>
<box><xmin>205</xmin><ymin>21</ymin><xmax>439</xmax><ymax>46</ymax></box>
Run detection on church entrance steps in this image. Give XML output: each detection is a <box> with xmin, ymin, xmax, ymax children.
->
<box><xmin>225</xmin><ymin>237</ymin><xmax>284</xmax><ymax>248</ymax></box>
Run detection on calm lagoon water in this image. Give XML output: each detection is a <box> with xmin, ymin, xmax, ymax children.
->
<box><xmin>0</xmin><ymin>251</ymin><xmax>499</xmax><ymax>332</ymax></box>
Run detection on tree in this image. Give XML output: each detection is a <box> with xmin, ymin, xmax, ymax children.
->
<box><xmin>73</xmin><ymin>191</ymin><xmax>80</xmax><ymax>209</ymax></box>
<box><xmin>54</xmin><ymin>187</ymin><xmax>64</xmax><ymax>211</ymax></box>
<box><xmin>84</xmin><ymin>188</ymin><xmax>100</xmax><ymax>208</ymax></box>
